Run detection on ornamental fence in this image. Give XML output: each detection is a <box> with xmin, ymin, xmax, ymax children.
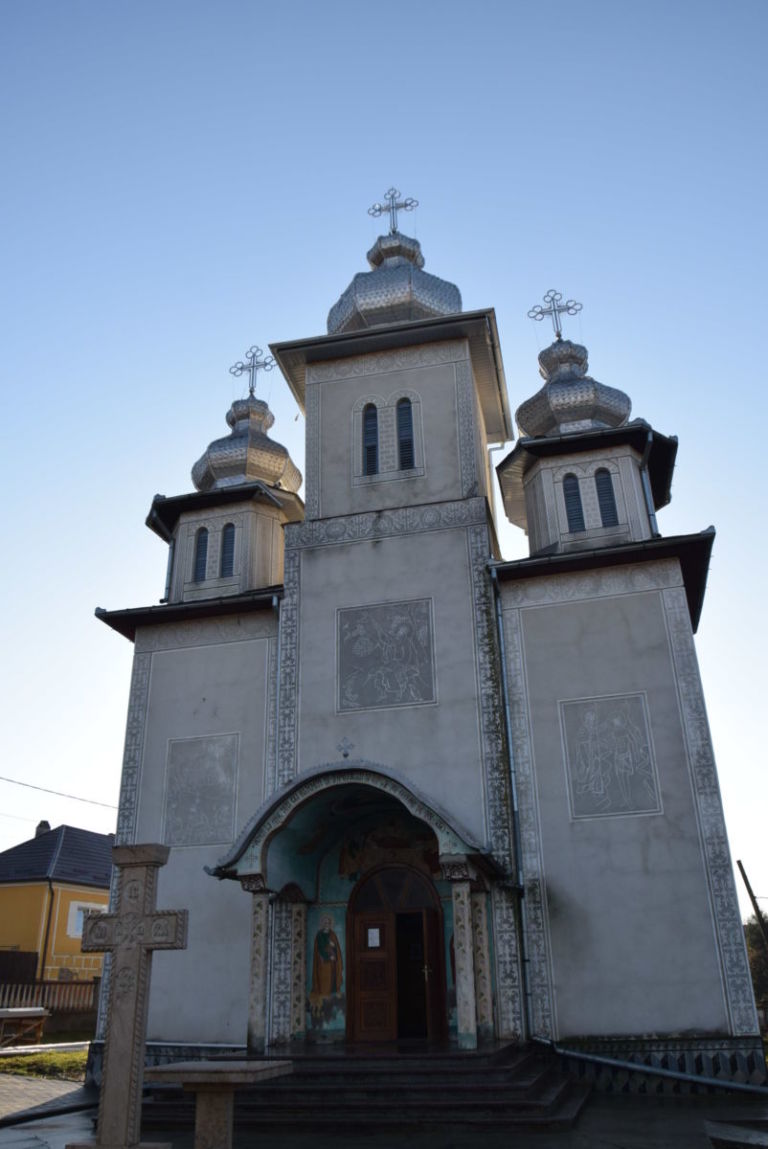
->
<box><xmin>0</xmin><ymin>979</ymin><xmax>99</xmax><ymax>1012</ymax></box>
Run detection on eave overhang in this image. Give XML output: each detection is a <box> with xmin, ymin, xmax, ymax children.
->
<box><xmin>95</xmin><ymin>586</ymin><xmax>282</xmax><ymax>642</ymax></box>
<box><xmin>146</xmin><ymin>483</ymin><xmax>304</xmax><ymax>542</ymax></box>
<box><xmin>270</xmin><ymin>308</ymin><xmax>513</xmax><ymax>443</ymax></box>
<box><xmin>496</xmin><ymin>421</ymin><xmax>677</xmax><ymax>529</ymax></box>
<box><xmin>491</xmin><ymin>528</ymin><xmax>715</xmax><ymax>632</ymax></box>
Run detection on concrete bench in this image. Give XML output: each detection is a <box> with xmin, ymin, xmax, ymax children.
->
<box><xmin>144</xmin><ymin>1059</ymin><xmax>292</xmax><ymax>1149</ymax></box>
<box><xmin>0</xmin><ymin>1007</ymin><xmax>49</xmax><ymax>1048</ymax></box>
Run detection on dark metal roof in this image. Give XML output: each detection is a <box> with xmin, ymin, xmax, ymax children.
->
<box><xmin>0</xmin><ymin>825</ymin><xmax>114</xmax><ymax>888</ymax></box>
<box><xmin>492</xmin><ymin>528</ymin><xmax>715</xmax><ymax>633</ymax></box>
<box><xmin>146</xmin><ymin>484</ymin><xmax>304</xmax><ymax>542</ymax></box>
<box><xmin>96</xmin><ymin>587</ymin><xmax>281</xmax><ymax>642</ymax></box>
<box><xmin>496</xmin><ymin>421</ymin><xmax>678</xmax><ymax>529</ymax></box>
<box><xmin>271</xmin><ymin>308</ymin><xmax>513</xmax><ymax>443</ymax></box>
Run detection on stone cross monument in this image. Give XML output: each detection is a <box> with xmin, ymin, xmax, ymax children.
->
<box><xmin>69</xmin><ymin>844</ymin><xmax>188</xmax><ymax>1149</ymax></box>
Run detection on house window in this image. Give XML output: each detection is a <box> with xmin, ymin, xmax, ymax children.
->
<box><xmin>396</xmin><ymin>398</ymin><xmax>415</xmax><ymax>470</ymax></box>
<box><xmin>193</xmin><ymin>528</ymin><xmax>208</xmax><ymax>582</ymax></box>
<box><xmin>595</xmin><ymin>468</ymin><xmax>619</xmax><ymax>527</ymax></box>
<box><xmin>563</xmin><ymin>474</ymin><xmax>585</xmax><ymax>532</ymax></box>
<box><xmin>220</xmin><ymin>523</ymin><xmax>235</xmax><ymax>577</ymax></box>
<box><xmin>363</xmin><ymin>404</ymin><xmax>378</xmax><ymax>476</ymax></box>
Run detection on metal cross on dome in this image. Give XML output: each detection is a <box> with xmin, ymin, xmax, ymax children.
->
<box><xmin>527</xmin><ymin>290</ymin><xmax>583</xmax><ymax>340</ymax></box>
<box><xmin>368</xmin><ymin>187</ymin><xmax>419</xmax><ymax>235</ymax></box>
<box><xmin>229</xmin><ymin>345</ymin><xmax>274</xmax><ymax>396</ymax></box>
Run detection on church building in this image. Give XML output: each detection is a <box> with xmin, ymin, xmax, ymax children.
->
<box><xmin>96</xmin><ymin>192</ymin><xmax>762</xmax><ymax>1081</ymax></box>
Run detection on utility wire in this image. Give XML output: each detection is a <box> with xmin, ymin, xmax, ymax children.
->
<box><xmin>0</xmin><ymin>775</ymin><xmax>117</xmax><ymax>809</ymax></box>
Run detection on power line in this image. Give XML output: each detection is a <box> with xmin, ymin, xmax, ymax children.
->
<box><xmin>0</xmin><ymin>775</ymin><xmax>117</xmax><ymax>810</ymax></box>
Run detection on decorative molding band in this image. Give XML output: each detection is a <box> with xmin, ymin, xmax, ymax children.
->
<box><xmin>306</xmin><ymin>340</ymin><xmax>469</xmax><ymax>385</ymax></box>
<box><xmin>304</xmin><ymin>380</ymin><xmax>321</xmax><ymax>520</ymax></box>
<box><xmin>115</xmin><ymin>652</ymin><xmax>152</xmax><ymax>845</ymax></box>
<box><xmin>452</xmin><ymin>881</ymin><xmax>477</xmax><ymax>1048</ymax></box>
<box><xmin>265</xmin><ymin>636</ymin><xmax>278</xmax><ymax>799</ymax></box>
<box><xmin>285</xmin><ymin>496</ymin><xmax>487</xmax><ymax>551</ymax></box>
<box><xmin>501</xmin><ymin>606</ymin><xmax>556</xmax><ymax>1039</ymax></box>
<box><xmin>455</xmin><ymin>360</ymin><xmax>477</xmax><ymax>498</ymax></box>
<box><xmin>269</xmin><ymin>900</ymin><xmax>293</xmax><ymax>1045</ymax></box>
<box><xmin>662</xmin><ymin>587</ymin><xmax>759</xmax><ymax>1037</ymax></box>
<box><xmin>135</xmin><ymin>614</ymin><xmax>276</xmax><ymax>653</ymax></box>
<box><xmin>290</xmin><ymin>903</ymin><xmax>307</xmax><ymax>1039</ymax></box>
<box><xmin>467</xmin><ymin>523</ymin><xmax>513</xmax><ymax>870</ymax></box>
<box><xmin>490</xmin><ymin>883</ymin><xmax>524</xmax><ymax>1040</ymax></box>
<box><xmin>498</xmin><ymin>559</ymin><xmax>682</xmax><ymax>610</ymax></box>
<box><xmin>559</xmin><ymin>1035</ymin><xmax>767</xmax><ymax>1090</ymax></box>
<box><xmin>471</xmin><ymin>892</ymin><xmax>493</xmax><ymax>1036</ymax></box>
<box><xmin>275</xmin><ymin>548</ymin><xmax>300</xmax><ymax>789</ymax></box>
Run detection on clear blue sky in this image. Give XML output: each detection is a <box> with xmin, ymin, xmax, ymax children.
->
<box><xmin>1</xmin><ymin>0</ymin><xmax>766</xmax><ymax>918</ymax></box>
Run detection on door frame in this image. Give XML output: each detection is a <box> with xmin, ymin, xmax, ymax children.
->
<box><xmin>346</xmin><ymin>863</ymin><xmax>447</xmax><ymax>1043</ymax></box>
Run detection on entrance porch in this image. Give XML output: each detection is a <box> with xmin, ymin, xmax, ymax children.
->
<box><xmin>207</xmin><ymin>764</ymin><xmax>520</xmax><ymax>1053</ymax></box>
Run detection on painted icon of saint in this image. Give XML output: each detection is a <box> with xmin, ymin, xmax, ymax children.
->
<box><xmin>310</xmin><ymin>914</ymin><xmax>343</xmax><ymax>1003</ymax></box>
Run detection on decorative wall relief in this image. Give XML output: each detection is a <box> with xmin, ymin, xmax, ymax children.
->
<box><xmin>337</xmin><ymin>599</ymin><xmax>436</xmax><ymax>712</ymax></box>
<box><xmin>560</xmin><ymin>694</ymin><xmax>660</xmax><ymax>819</ymax></box>
<box><xmin>163</xmin><ymin>734</ymin><xmax>238</xmax><ymax>846</ymax></box>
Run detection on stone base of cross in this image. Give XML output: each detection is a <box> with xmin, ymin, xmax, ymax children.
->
<box><xmin>67</xmin><ymin>844</ymin><xmax>188</xmax><ymax>1149</ymax></box>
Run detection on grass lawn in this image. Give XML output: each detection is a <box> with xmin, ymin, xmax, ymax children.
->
<box><xmin>0</xmin><ymin>1050</ymin><xmax>87</xmax><ymax>1081</ymax></box>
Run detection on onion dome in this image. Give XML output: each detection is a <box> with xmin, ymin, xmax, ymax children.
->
<box><xmin>515</xmin><ymin>340</ymin><xmax>632</xmax><ymax>438</ymax></box>
<box><xmin>191</xmin><ymin>395</ymin><xmax>302</xmax><ymax>493</ymax></box>
<box><xmin>327</xmin><ymin>231</ymin><xmax>462</xmax><ymax>334</ymax></box>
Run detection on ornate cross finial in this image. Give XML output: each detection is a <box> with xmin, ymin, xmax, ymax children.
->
<box><xmin>368</xmin><ymin>187</ymin><xmax>419</xmax><ymax>235</ymax></box>
<box><xmin>229</xmin><ymin>345</ymin><xmax>275</xmax><ymax>396</ymax></box>
<box><xmin>527</xmin><ymin>289</ymin><xmax>583</xmax><ymax>341</ymax></box>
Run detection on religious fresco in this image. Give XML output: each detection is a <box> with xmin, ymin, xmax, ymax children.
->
<box><xmin>337</xmin><ymin>598</ymin><xmax>436</xmax><ymax>711</ymax></box>
<box><xmin>560</xmin><ymin>694</ymin><xmax>661</xmax><ymax>818</ymax></box>
<box><xmin>338</xmin><ymin>815</ymin><xmax>439</xmax><ymax>881</ymax></box>
<box><xmin>163</xmin><ymin>734</ymin><xmax>238</xmax><ymax>846</ymax></box>
<box><xmin>307</xmin><ymin>910</ymin><xmax>346</xmax><ymax>1030</ymax></box>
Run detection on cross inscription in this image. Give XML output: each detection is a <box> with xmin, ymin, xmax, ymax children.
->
<box><xmin>69</xmin><ymin>844</ymin><xmax>188</xmax><ymax>1149</ymax></box>
<box><xmin>368</xmin><ymin>187</ymin><xmax>419</xmax><ymax>235</ymax></box>
<box><xmin>527</xmin><ymin>289</ymin><xmax>583</xmax><ymax>340</ymax></box>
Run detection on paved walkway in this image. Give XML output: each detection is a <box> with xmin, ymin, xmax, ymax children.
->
<box><xmin>2</xmin><ymin>1073</ymin><xmax>768</xmax><ymax>1148</ymax></box>
<box><xmin>0</xmin><ymin>1075</ymin><xmax>94</xmax><ymax>1122</ymax></box>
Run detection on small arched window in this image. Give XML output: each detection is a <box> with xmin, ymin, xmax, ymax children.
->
<box><xmin>363</xmin><ymin>404</ymin><xmax>378</xmax><ymax>476</ymax></box>
<box><xmin>220</xmin><ymin>523</ymin><xmax>235</xmax><ymax>578</ymax></box>
<box><xmin>595</xmin><ymin>468</ymin><xmax>619</xmax><ymax>528</ymax></box>
<box><xmin>396</xmin><ymin>398</ymin><xmax>415</xmax><ymax>470</ymax></box>
<box><xmin>193</xmin><ymin>527</ymin><xmax>208</xmax><ymax>582</ymax></box>
<box><xmin>563</xmin><ymin>474</ymin><xmax>585</xmax><ymax>532</ymax></box>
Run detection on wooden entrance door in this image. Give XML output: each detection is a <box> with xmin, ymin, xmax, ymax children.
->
<box><xmin>348</xmin><ymin>866</ymin><xmax>446</xmax><ymax>1043</ymax></box>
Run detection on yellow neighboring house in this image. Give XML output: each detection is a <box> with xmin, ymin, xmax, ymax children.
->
<box><xmin>0</xmin><ymin>822</ymin><xmax>114</xmax><ymax>982</ymax></box>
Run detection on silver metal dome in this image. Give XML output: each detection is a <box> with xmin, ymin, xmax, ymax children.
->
<box><xmin>191</xmin><ymin>395</ymin><xmax>302</xmax><ymax>494</ymax></box>
<box><xmin>327</xmin><ymin>232</ymin><xmax>462</xmax><ymax>334</ymax></box>
<box><xmin>515</xmin><ymin>340</ymin><xmax>631</xmax><ymax>438</ymax></box>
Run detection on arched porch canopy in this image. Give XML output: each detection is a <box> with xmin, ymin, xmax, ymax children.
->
<box><xmin>206</xmin><ymin>761</ymin><xmax>496</xmax><ymax>900</ymax></box>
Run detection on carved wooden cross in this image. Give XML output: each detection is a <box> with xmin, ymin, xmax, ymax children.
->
<box><xmin>71</xmin><ymin>844</ymin><xmax>188</xmax><ymax>1149</ymax></box>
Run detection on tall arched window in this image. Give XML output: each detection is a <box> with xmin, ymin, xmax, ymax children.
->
<box><xmin>563</xmin><ymin>474</ymin><xmax>585</xmax><ymax>532</ymax></box>
<box><xmin>396</xmin><ymin>398</ymin><xmax>415</xmax><ymax>470</ymax></box>
<box><xmin>220</xmin><ymin>523</ymin><xmax>235</xmax><ymax>578</ymax></box>
<box><xmin>595</xmin><ymin>468</ymin><xmax>619</xmax><ymax>528</ymax></box>
<box><xmin>193</xmin><ymin>527</ymin><xmax>208</xmax><ymax>582</ymax></box>
<box><xmin>363</xmin><ymin>404</ymin><xmax>378</xmax><ymax>476</ymax></box>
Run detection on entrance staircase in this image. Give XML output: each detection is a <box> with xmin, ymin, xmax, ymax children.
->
<box><xmin>141</xmin><ymin>1042</ymin><xmax>591</xmax><ymax>1132</ymax></box>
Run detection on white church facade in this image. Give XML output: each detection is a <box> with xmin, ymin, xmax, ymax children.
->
<box><xmin>96</xmin><ymin>205</ymin><xmax>763</xmax><ymax>1082</ymax></box>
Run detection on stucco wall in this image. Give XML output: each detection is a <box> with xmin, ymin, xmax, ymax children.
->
<box><xmin>500</xmin><ymin>558</ymin><xmax>749</xmax><ymax>1040</ymax></box>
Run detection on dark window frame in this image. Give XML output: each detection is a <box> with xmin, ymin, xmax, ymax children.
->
<box><xmin>193</xmin><ymin>527</ymin><xmax>209</xmax><ymax>582</ymax></box>
<box><xmin>363</xmin><ymin>403</ymin><xmax>378</xmax><ymax>476</ymax></box>
<box><xmin>563</xmin><ymin>474</ymin><xmax>586</xmax><ymax>532</ymax></box>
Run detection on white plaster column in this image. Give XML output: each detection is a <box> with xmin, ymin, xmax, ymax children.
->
<box><xmin>291</xmin><ymin>902</ymin><xmax>307</xmax><ymax>1041</ymax></box>
<box><xmin>471</xmin><ymin>892</ymin><xmax>493</xmax><ymax>1040</ymax></box>
<box><xmin>241</xmin><ymin>879</ymin><xmax>270</xmax><ymax>1054</ymax></box>
<box><xmin>449</xmin><ymin>877</ymin><xmax>477</xmax><ymax>1050</ymax></box>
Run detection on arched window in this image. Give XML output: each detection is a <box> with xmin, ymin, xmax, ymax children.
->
<box><xmin>363</xmin><ymin>404</ymin><xmax>378</xmax><ymax>476</ymax></box>
<box><xmin>193</xmin><ymin>527</ymin><xmax>208</xmax><ymax>582</ymax></box>
<box><xmin>595</xmin><ymin>468</ymin><xmax>619</xmax><ymax>528</ymax></box>
<box><xmin>220</xmin><ymin>523</ymin><xmax>235</xmax><ymax>578</ymax></box>
<box><xmin>396</xmin><ymin>398</ymin><xmax>415</xmax><ymax>470</ymax></box>
<box><xmin>563</xmin><ymin>474</ymin><xmax>585</xmax><ymax>532</ymax></box>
